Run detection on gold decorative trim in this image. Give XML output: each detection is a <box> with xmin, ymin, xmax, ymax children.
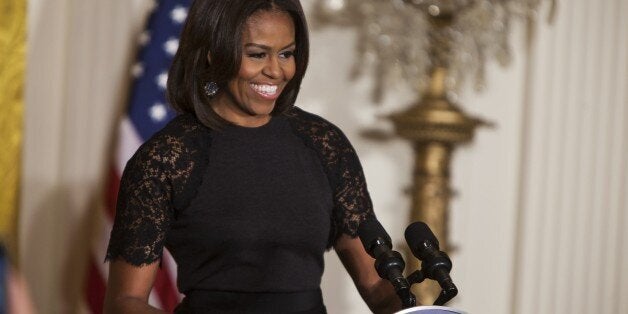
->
<box><xmin>0</xmin><ymin>0</ymin><xmax>27</xmax><ymax>260</ymax></box>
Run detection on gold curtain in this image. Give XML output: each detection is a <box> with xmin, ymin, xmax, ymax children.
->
<box><xmin>0</xmin><ymin>0</ymin><xmax>26</xmax><ymax>260</ymax></box>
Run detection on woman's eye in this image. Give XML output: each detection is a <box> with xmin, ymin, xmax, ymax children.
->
<box><xmin>248</xmin><ymin>52</ymin><xmax>266</xmax><ymax>59</ymax></box>
<box><xmin>280</xmin><ymin>51</ymin><xmax>295</xmax><ymax>59</ymax></box>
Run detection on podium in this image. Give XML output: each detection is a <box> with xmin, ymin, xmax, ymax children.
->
<box><xmin>395</xmin><ymin>306</ymin><xmax>467</xmax><ymax>314</ymax></box>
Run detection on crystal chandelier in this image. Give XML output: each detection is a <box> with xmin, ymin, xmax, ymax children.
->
<box><xmin>311</xmin><ymin>0</ymin><xmax>556</xmax><ymax>101</ymax></box>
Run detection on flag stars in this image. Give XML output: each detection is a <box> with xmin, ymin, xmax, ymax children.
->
<box><xmin>170</xmin><ymin>6</ymin><xmax>188</xmax><ymax>24</ymax></box>
<box><xmin>138</xmin><ymin>30</ymin><xmax>151</xmax><ymax>46</ymax></box>
<box><xmin>156</xmin><ymin>72</ymin><xmax>168</xmax><ymax>90</ymax></box>
<box><xmin>149</xmin><ymin>103</ymin><xmax>168</xmax><ymax>122</ymax></box>
<box><xmin>147</xmin><ymin>0</ymin><xmax>158</xmax><ymax>13</ymax></box>
<box><xmin>163</xmin><ymin>37</ymin><xmax>179</xmax><ymax>56</ymax></box>
<box><xmin>131</xmin><ymin>62</ymin><xmax>144</xmax><ymax>78</ymax></box>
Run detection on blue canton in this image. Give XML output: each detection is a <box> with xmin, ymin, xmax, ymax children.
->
<box><xmin>127</xmin><ymin>0</ymin><xmax>192</xmax><ymax>141</ymax></box>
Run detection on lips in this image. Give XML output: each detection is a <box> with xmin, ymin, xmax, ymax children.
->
<box><xmin>250</xmin><ymin>83</ymin><xmax>280</xmax><ymax>100</ymax></box>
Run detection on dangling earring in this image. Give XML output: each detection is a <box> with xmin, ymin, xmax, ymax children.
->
<box><xmin>204</xmin><ymin>81</ymin><xmax>219</xmax><ymax>97</ymax></box>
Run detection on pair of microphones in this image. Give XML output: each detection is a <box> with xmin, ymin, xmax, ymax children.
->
<box><xmin>357</xmin><ymin>220</ymin><xmax>458</xmax><ymax>308</ymax></box>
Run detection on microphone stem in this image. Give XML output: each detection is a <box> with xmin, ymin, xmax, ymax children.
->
<box><xmin>398</xmin><ymin>288</ymin><xmax>416</xmax><ymax>309</ymax></box>
<box><xmin>432</xmin><ymin>268</ymin><xmax>458</xmax><ymax>306</ymax></box>
<box><xmin>387</xmin><ymin>272</ymin><xmax>416</xmax><ymax>308</ymax></box>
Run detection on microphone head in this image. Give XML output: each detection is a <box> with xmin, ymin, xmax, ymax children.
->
<box><xmin>357</xmin><ymin>219</ymin><xmax>392</xmax><ymax>258</ymax></box>
<box><xmin>404</xmin><ymin>222</ymin><xmax>440</xmax><ymax>258</ymax></box>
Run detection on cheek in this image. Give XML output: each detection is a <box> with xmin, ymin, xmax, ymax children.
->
<box><xmin>235</xmin><ymin>60</ymin><xmax>259</xmax><ymax>86</ymax></box>
<box><xmin>231</xmin><ymin>68</ymin><xmax>256</xmax><ymax>96</ymax></box>
<box><xmin>285</xmin><ymin>60</ymin><xmax>297</xmax><ymax>80</ymax></box>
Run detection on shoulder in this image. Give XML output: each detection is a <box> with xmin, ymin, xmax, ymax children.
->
<box><xmin>283</xmin><ymin>106</ymin><xmax>351</xmax><ymax>147</ymax></box>
<box><xmin>284</xmin><ymin>106</ymin><xmax>341</xmax><ymax>130</ymax></box>
<box><xmin>122</xmin><ymin>113</ymin><xmax>211</xmax><ymax>210</ymax></box>
<box><xmin>132</xmin><ymin>114</ymin><xmax>210</xmax><ymax>166</ymax></box>
<box><xmin>283</xmin><ymin>106</ymin><xmax>361</xmax><ymax>179</ymax></box>
<box><xmin>146</xmin><ymin>113</ymin><xmax>209</xmax><ymax>149</ymax></box>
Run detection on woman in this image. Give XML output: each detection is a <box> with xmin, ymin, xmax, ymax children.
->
<box><xmin>104</xmin><ymin>0</ymin><xmax>401</xmax><ymax>313</ymax></box>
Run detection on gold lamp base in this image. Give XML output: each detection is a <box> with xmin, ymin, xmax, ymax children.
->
<box><xmin>390</xmin><ymin>67</ymin><xmax>486</xmax><ymax>305</ymax></box>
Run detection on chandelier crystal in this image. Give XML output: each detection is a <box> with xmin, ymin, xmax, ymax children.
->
<box><xmin>311</xmin><ymin>0</ymin><xmax>555</xmax><ymax>101</ymax></box>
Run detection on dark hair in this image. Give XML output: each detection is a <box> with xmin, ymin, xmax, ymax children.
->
<box><xmin>167</xmin><ymin>0</ymin><xmax>310</xmax><ymax>129</ymax></box>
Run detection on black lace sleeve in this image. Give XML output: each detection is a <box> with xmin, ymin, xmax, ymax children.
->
<box><xmin>105</xmin><ymin>114</ymin><xmax>208</xmax><ymax>266</ymax></box>
<box><xmin>286</xmin><ymin>107</ymin><xmax>376</xmax><ymax>247</ymax></box>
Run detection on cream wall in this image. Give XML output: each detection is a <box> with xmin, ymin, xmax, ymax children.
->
<box><xmin>510</xmin><ymin>0</ymin><xmax>628</xmax><ymax>313</ymax></box>
<box><xmin>23</xmin><ymin>0</ymin><xmax>154</xmax><ymax>312</ymax></box>
<box><xmin>21</xmin><ymin>0</ymin><xmax>628</xmax><ymax>313</ymax></box>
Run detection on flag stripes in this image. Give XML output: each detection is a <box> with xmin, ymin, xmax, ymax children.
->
<box><xmin>85</xmin><ymin>1</ymin><xmax>191</xmax><ymax>312</ymax></box>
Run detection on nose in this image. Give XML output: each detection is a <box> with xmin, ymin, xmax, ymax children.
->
<box><xmin>262</xmin><ymin>56</ymin><xmax>282</xmax><ymax>79</ymax></box>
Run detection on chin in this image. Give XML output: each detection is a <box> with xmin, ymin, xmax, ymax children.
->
<box><xmin>248</xmin><ymin>101</ymin><xmax>276</xmax><ymax>116</ymax></box>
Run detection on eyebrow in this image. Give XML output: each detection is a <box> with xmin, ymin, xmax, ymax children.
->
<box><xmin>244</xmin><ymin>42</ymin><xmax>296</xmax><ymax>51</ymax></box>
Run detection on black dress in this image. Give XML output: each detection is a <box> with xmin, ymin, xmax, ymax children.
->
<box><xmin>106</xmin><ymin>107</ymin><xmax>376</xmax><ymax>313</ymax></box>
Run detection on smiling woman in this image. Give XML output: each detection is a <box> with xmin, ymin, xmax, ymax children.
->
<box><xmin>212</xmin><ymin>10</ymin><xmax>297</xmax><ymax>127</ymax></box>
<box><xmin>103</xmin><ymin>1</ymin><xmax>401</xmax><ymax>313</ymax></box>
<box><xmin>166</xmin><ymin>0</ymin><xmax>310</xmax><ymax>130</ymax></box>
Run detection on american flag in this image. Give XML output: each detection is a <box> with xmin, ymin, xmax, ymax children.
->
<box><xmin>85</xmin><ymin>1</ymin><xmax>191</xmax><ymax>312</ymax></box>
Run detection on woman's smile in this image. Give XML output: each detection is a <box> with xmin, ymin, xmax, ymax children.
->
<box><xmin>250</xmin><ymin>83</ymin><xmax>280</xmax><ymax>99</ymax></box>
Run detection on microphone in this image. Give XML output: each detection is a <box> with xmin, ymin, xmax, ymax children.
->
<box><xmin>404</xmin><ymin>222</ymin><xmax>458</xmax><ymax>305</ymax></box>
<box><xmin>358</xmin><ymin>219</ymin><xmax>416</xmax><ymax>308</ymax></box>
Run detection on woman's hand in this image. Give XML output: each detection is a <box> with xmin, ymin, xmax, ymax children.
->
<box><xmin>334</xmin><ymin>234</ymin><xmax>402</xmax><ymax>314</ymax></box>
<box><xmin>104</xmin><ymin>260</ymin><xmax>168</xmax><ymax>314</ymax></box>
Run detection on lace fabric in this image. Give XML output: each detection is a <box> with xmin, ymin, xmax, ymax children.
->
<box><xmin>106</xmin><ymin>107</ymin><xmax>375</xmax><ymax>265</ymax></box>
<box><xmin>106</xmin><ymin>114</ymin><xmax>210</xmax><ymax>266</ymax></box>
<box><xmin>285</xmin><ymin>107</ymin><xmax>375</xmax><ymax>247</ymax></box>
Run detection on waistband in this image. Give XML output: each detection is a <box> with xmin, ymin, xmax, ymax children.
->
<box><xmin>175</xmin><ymin>289</ymin><xmax>326</xmax><ymax>314</ymax></box>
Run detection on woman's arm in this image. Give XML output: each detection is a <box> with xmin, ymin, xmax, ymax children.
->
<box><xmin>104</xmin><ymin>260</ymin><xmax>167</xmax><ymax>314</ymax></box>
<box><xmin>335</xmin><ymin>234</ymin><xmax>402</xmax><ymax>314</ymax></box>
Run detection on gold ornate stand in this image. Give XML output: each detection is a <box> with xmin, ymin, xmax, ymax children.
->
<box><xmin>390</xmin><ymin>67</ymin><xmax>485</xmax><ymax>304</ymax></box>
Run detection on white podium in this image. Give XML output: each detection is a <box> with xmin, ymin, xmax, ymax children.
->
<box><xmin>394</xmin><ymin>306</ymin><xmax>467</xmax><ymax>314</ymax></box>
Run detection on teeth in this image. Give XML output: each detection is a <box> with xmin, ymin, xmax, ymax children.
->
<box><xmin>251</xmin><ymin>83</ymin><xmax>278</xmax><ymax>95</ymax></box>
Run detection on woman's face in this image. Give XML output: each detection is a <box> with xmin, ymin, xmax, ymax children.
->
<box><xmin>211</xmin><ymin>10</ymin><xmax>296</xmax><ymax>127</ymax></box>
